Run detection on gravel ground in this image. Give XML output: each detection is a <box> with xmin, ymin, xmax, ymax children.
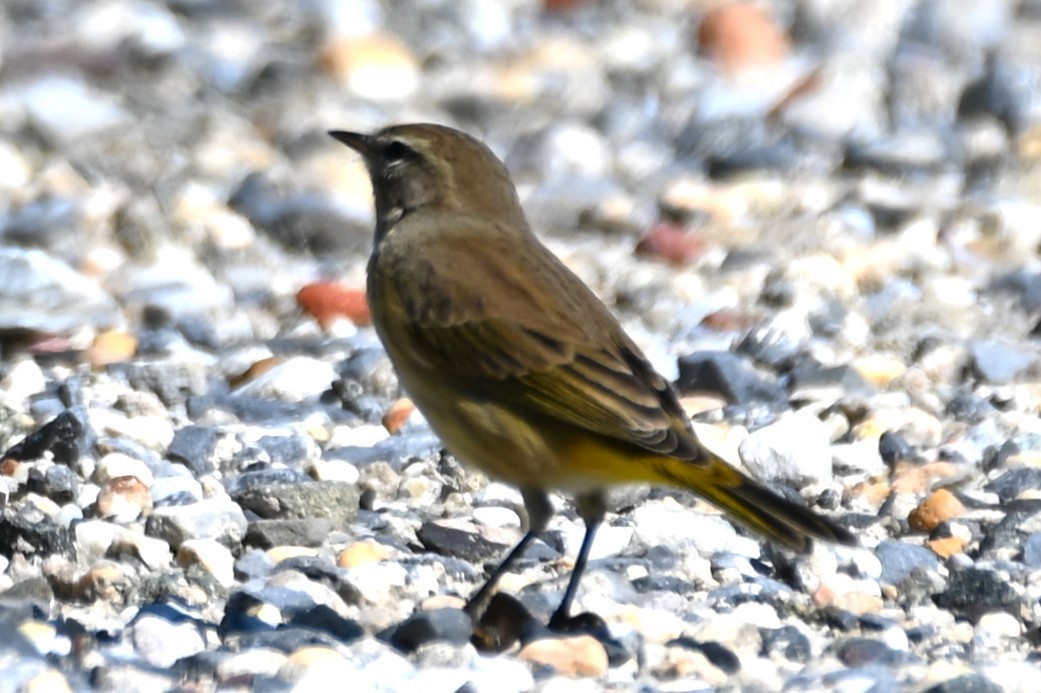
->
<box><xmin>2</xmin><ymin>0</ymin><xmax>1041</xmax><ymax>690</ymax></box>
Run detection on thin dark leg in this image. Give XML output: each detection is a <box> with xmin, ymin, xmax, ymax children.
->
<box><xmin>465</xmin><ymin>488</ymin><xmax>553</xmax><ymax>620</ymax></box>
<box><xmin>464</xmin><ymin>530</ymin><xmax>537</xmax><ymax>618</ymax></box>
<box><xmin>548</xmin><ymin>518</ymin><xmax>601</xmax><ymax>628</ymax></box>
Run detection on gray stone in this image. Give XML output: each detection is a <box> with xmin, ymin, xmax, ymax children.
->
<box><xmin>233</xmin><ymin>481</ymin><xmax>359</xmax><ymax>527</ymax></box>
<box><xmin>146</xmin><ymin>498</ymin><xmax>248</xmax><ymax>549</ymax></box>
<box><xmin>0</xmin><ymin>248</ymin><xmax>120</xmax><ymax>332</ymax></box>
<box><xmin>876</xmin><ymin>540</ymin><xmax>940</xmax><ymax>586</ymax></box>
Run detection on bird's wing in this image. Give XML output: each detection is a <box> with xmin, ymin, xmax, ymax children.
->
<box><xmin>386</xmin><ymin>225</ymin><xmax>702</xmax><ymax>459</ymax></box>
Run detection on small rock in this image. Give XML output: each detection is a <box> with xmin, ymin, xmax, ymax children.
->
<box><xmin>632</xmin><ymin>501</ymin><xmax>757</xmax><ymax>558</ymax></box>
<box><xmin>382</xmin><ymin>398</ymin><xmax>415</xmax><ymax>434</ymax></box>
<box><xmin>934</xmin><ymin>568</ymin><xmax>1019</xmax><ymax>620</ymax></box>
<box><xmin>130</xmin><ymin>605</ymin><xmax>207</xmax><ymax>668</ymax></box>
<box><xmin>145</xmin><ymin>497</ymin><xmax>248</xmax><ymax>549</ymax></box>
<box><xmin>760</xmin><ymin>624</ymin><xmax>811</xmax><ymax>662</ymax></box>
<box><xmin>86</xmin><ymin>329</ymin><xmax>138</xmax><ymax>367</ymax></box>
<box><xmin>166</xmin><ymin>425</ymin><xmax>228</xmax><ymax>476</ymax></box>
<box><xmin>234</xmin><ymin>481</ymin><xmax>359</xmax><ymax>526</ymax></box>
<box><xmin>738</xmin><ymin>412</ymin><xmax>833</xmax><ymax>485</ymax></box>
<box><xmin>0</xmin><ymin>507</ymin><xmax>72</xmax><ymax>557</ymax></box>
<box><xmin>1022</xmin><ymin>532</ymin><xmax>1041</xmax><ymax>567</ymax></box>
<box><xmin>787</xmin><ymin>360</ymin><xmax>873</xmax><ymax>400</ymax></box>
<box><xmin>297</xmin><ymin>282</ymin><xmax>371</xmax><ymax>328</ymax></box>
<box><xmin>836</xmin><ymin>637</ymin><xmax>905</xmax><ymax>666</ymax></box>
<box><xmin>278</xmin><ymin>645</ymin><xmax>355</xmax><ymax>685</ymax></box>
<box><xmin>417</xmin><ymin>518</ymin><xmax>518</xmax><ymax>563</ymax></box>
<box><xmin>94</xmin><ymin>452</ymin><xmax>155</xmax><ymax>485</ymax></box>
<box><xmin>177</xmin><ymin>538</ymin><xmax>236</xmax><ymax>587</ymax></box>
<box><xmin>875</xmin><ymin>539</ymin><xmax>940</xmax><ymax>587</ymax></box>
<box><xmin>232</xmin><ymin>357</ymin><xmax>338</xmax><ymax>402</ymax></box>
<box><xmin>25</xmin><ymin>465</ymin><xmax>78</xmax><ymax>505</ymax></box>
<box><xmin>318</xmin><ymin>33</ymin><xmax>419</xmax><ymax>101</ymax></box>
<box><xmin>634</xmin><ymin>220</ymin><xmax>707</xmax><ymax>266</ymax></box>
<box><xmin>3</xmin><ymin>411</ymin><xmax>83</xmax><ymax>466</ymax></box>
<box><xmin>1</xmin><ymin>359</ymin><xmax>47</xmax><ymax>409</ymax></box>
<box><xmin>74</xmin><ymin>519</ymin><xmax>172</xmax><ymax>570</ymax></box>
<box><xmin>244</xmin><ymin>518</ymin><xmax>336</xmax><ymax>550</ymax></box>
<box><xmin>969</xmin><ymin>341</ymin><xmax>1037</xmax><ymax>383</ymax></box>
<box><xmin>337</xmin><ymin>539</ymin><xmax>394</xmax><ymax>569</ymax></box>
<box><xmin>384</xmin><ymin>608</ymin><xmax>473</xmax><ymax>653</ymax></box>
<box><xmin>18</xmin><ymin>76</ymin><xmax>130</xmax><ymax>144</ymax></box>
<box><xmin>908</xmin><ymin>489</ymin><xmax>966</xmax><ymax>533</ymax></box>
<box><xmin>518</xmin><ymin>635</ymin><xmax>609</xmax><ymax>678</ymax></box>
<box><xmin>928</xmin><ymin>535</ymin><xmax>968</xmax><ymax>559</ymax></box>
<box><xmin>215</xmin><ymin>648</ymin><xmax>287</xmax><ymax>681</ymax></box>
<box><xmin>289</xmin><ymin>604</ymin><xmax>364</xmax><ymax>644</ymax></box>
<box><xmin>676</xmin><ymin>351</ymin><xmax>787</xmax><ymax>405</ymax></box>
<box><xmin>664</xmin><ymin>637</ymin><xmax>740</xmax><ymax>674</ymax></box>
<box><xmin>20</xmin><ymin>669</ymin><xmax>72</xmax><ymax>693</ymax></box>
<box><xmin>984</xmin><ymin>467</ymin><xmax>1041</xmax><ymax>503</ymax></box>
<box><xmin>922</xmin><ymin>673</ymin><xmax>1003</xmax><ymax>693</ymax></box>
<box><xmin>95</xmin><ymin>475</ymin><xmax>153</xmax><ymax>523</ymax></box>
<box><xmin>697</xmin><ymin>2</ymin><xmax>789</xmax><ymax>73</ymax></box>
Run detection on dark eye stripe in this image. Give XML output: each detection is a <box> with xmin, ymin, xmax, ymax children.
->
<box><xmin>383</xmin><ymin>140</ymin><xmax>412</xmax><ymax>163</ymax></box>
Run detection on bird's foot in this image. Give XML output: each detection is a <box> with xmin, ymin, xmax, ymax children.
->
<box><xmin>547</xmin><ymin>609</ymin><xmax>609</xmax><ymax>636</ymax></box>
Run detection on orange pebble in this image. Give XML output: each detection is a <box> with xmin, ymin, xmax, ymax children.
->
<box><xmin>909</xmin><ymin>489</ymin><xmax>966</xmax><ymax>533</ymax></box>
<box><xmin>382</xmin><ymin>398</ymin><xmax>415</xmax><ymax>434</ymax></box>
<box><xmin>698</xmin><ymin>3</ymin><xmax>790</xmax><ymax>73</ymax></box>
<box><xmin>297</xmin><ymin>282</ymin><xmax>371</xmax><ymax>328</ymax></box>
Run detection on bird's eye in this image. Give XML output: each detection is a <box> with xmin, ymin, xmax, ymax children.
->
<box><xmin>383</xmin><ymin>141</ymin><xmax>411</xmax><ymax>163</ymax></box>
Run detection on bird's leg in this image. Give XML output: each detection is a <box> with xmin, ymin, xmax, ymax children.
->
<box><xmin>549</xmin><ymin>492</ymin><xmax>606</xmax><ymax>630</ymax></box>
<box><xmin>464</xmin><ymin>488</ymin><xmax>553</xmax><ymax>621</ymax></box>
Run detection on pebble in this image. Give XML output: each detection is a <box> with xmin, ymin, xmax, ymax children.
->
<box><xmin>145</xmin><ymin>496</ymin><xmax>248</xmax><ymax>549</ymax></box>
<box><xmin>129</xmin><ymin>607</ymin><xmax>207</xmax><ymax>668</ymax></box>
<box><xmin>417</xmin><ymin>518</ymin><xmax>518</xmax><ymax>563</ymax></box>
<box><xmin>17</xmin><ymin>76</ymin><xmax>130</xmax><ymax>144</ymax></box>
<box><xmin>738</xmin><ymin>412</ymin><xmax>834</xmax><ymax>486</ymax></box>
<box><xmin>176</xmin><ymin>538</ymin><xmax>236</xmax><ymax>587</ymax></box>
<box><xmin>95</xmin><ymin>475</ymin><xmax>153</xmax><ymax>523</ymax></box>
<box><xmin>909</xmin><ymin>489</ymin><xmax>967</xmax><ymax>533</ymax></box>
<box><xmin>632</xmin><ymin>501</ymin><xmax>758</xmax><ymax>558</ymax></box>
<box><xmin>875</xmin><ymin>540</ymin><xmax>941</xmax><ymax>587</ymax></box>
<box><xmin>318</xmin><ymin>33</ymin><xmax>420</xmax><ymax>101</ymax></box>
<box><xmin>232</xmin><ymin>356</ymin><xmax>339</xmax><ymax>402</ymax></box>
<box><xmin>244</xmin><ymin>518</ymin><xmax>335</xmax><ymax>549</ymax></box>
<box><xmin>969</xmin><ymin>341</ymin><xmax>1038</xmax><ymax>383</ymax></box>
<box><xmin>74</xmin><ymin>519</ymin><xmax>172</xmax><ymax>570</ymax></box>
<box><xmin>296</xmin><ymin>282</ymin><xmax>371</xmax><ymax>328</ymax></box>
<box><xmin>518</xmin><ymin>635</ymin><xmax>610</xmax><ymax>678</ymax></box>
<box><xmin>233</xmin><ymin>480</ymin><xmax>359</xmax><ymax>526</ymax></box>
<box><xmin>278</xmin><ymin>646</ymin><xmax>356</xmax><ymax>685</ymax></box>
<box><xmin>934</xmin><ymin>568</ymin><xmax>1020</xmax><ymax>620</ymax></box>
<box><xmin>697</xmin><ymin>2</ymin><xmax>789</xmax><ymax>73</ymax></box>
<box><xmin>383</xmin><ymin>608</ymin><xmax>473</xmax><ymax>653</ymax></box>
<box><xmin>0</xmin><ymin>249</ymin><xmax>121</xmax><ymax>335</ymax></box>
<box><xmin>676</xmin><ymin>351</ymin><xmax>788</xmax><ymax>406</ymax></box>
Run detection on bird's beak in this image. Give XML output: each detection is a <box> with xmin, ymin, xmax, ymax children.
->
<box><xmin>328</xmin><ymin>130</ymin><xmax>374</xmax><ymax>158</ymax></box>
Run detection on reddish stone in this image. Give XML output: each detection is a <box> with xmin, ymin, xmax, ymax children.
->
<box><xmin>635</xmin><ymin>221</ymin><xmax>707</xmax><ymax>266</ymax></box>
<box><xmin>297</xmin><ymin>282</ymin><xmax>371</xmax><ymax>328</ymax></box>
<box><xmin>698</xmin><ymin>3</ymin><xmax>789</xmax><ymax>73</ymax></box>
<box><xmin>382</xmin><ymin>398</ymin><xmax>415</xmax><ymax>434</ymax></box>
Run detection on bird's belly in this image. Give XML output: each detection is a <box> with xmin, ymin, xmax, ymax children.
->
<box><xmin>407</xmin><ymin>381</ymin><xmax>559</xmax><ymax>487</ymax></box>
<box><xmin>397</xmin><ymin>369</ymin><xmax>654</xmax><ymax>492</ymax></box>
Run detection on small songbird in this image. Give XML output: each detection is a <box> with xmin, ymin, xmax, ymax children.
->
<box><xmin>330</xmin><ymin>123</ymin><xmax>855</xmax><ymax>628</ymax></box>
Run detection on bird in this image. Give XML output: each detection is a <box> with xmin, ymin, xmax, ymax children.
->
<box><xmin>329</xmin><ymin>123</ymin><xmax>855</xmax><ymax>629</ymax></box>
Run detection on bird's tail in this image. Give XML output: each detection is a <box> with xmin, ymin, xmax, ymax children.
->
<box><xmin>650</xmin><ymin>451</ymin><xmax>856</xmax><ymax>551</ymax></box>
